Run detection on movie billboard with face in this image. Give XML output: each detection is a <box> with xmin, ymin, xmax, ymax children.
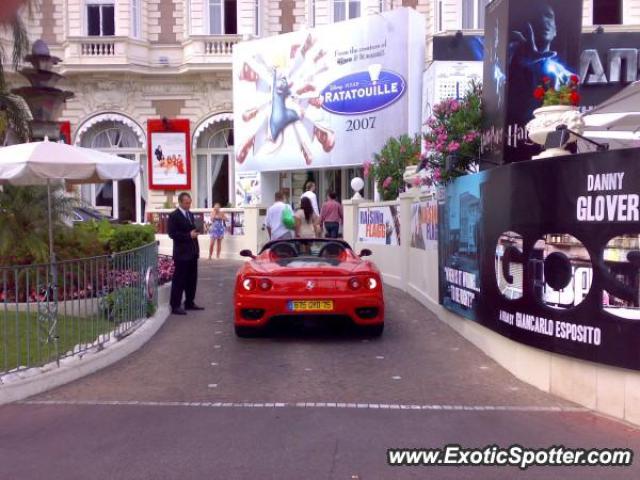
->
<box><xmin>482</xmin><ymin>0</ymin><xmax>583</xmax><ymax>165</ymax></box>
<box><xmin>232</xmin><ymin>7</ymin><xmax>425</xmax><ymax>174</ymax></box>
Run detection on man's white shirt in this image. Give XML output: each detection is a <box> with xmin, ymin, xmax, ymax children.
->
<box><xmin>265</xmin><ymin>201</ymin><xmax>291</xmax><ymax>240</ymax></box>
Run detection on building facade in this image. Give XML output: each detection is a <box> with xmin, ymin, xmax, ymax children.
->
<box><xmin>3</xmin><ymin>0</ymin><xmax>638</xmax><ymax>221</ymax></box>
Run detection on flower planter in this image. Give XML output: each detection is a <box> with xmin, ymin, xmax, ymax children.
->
<box><xmin>526</xmin><ymin>105</ymin><xmax>585</xmax><ymax>159</ymax></box>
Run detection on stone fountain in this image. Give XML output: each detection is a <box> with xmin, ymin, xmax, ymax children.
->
<box><xmin>12</xmin><ymin>39</ymin><xmax>74</xmax><ymax>141</ymax></box>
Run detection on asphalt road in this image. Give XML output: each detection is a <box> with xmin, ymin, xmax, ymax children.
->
<box><xmin>1</xmin><ymin>259</ymin><xmax>638</xmax><ymax>480</ymax></box>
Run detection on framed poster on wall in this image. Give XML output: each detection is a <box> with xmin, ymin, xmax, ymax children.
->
<box><xmin>147</xmin><ymin>119</ymin><xmax>191</xmax><ymax>190</ymax></box>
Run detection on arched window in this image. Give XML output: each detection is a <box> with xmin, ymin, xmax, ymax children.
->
<box><xmin>194</xmin><ymin>120</ymin><xmax>234</xmax><ymax>208</ymax></box>
<box><xmin>78</xmin><ymin>118</ymin><xmax>146</xmax><ymax>222</ymax></box>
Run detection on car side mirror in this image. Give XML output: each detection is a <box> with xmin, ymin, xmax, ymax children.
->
<box><xmin>240</xmin><ymin>249</ymin><xmax>255</xmax><ymax>259</ymax></box>
<box><xmin>359</xmin><ymin>249</ymin><xmax>372</xmax><ymax>257</ymax></box>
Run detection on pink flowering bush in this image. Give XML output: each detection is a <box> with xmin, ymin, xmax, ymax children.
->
<box><xmin>366</xmin><ymin>134</ymin><xmax>422</xmax><ymax>201</ymax></box>
<box><xmin>423</xmin><ymin>82</ymin><xmax>483</xmax><ymax>185</ymax></box>
<box><xmin>158</xmin><ymin>255</ymin><xmax>174</xmax><ymax>285</ymax></box>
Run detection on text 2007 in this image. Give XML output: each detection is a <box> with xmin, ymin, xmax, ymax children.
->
<box><xmin>346</xmin><ymin>117</ymin><xmax>376</xmax><ymax>132</ymax></box>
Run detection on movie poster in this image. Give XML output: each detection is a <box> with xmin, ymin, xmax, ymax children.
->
<box><xmin>235</xmin><ymin>171</ymin><xmax>261</xmax><ymax>206</ymax></box>
<box><xmin>150</xmin><ymin>133</ymin><xmax>188</xmax><ymax>186</ymax></box>
<box><xmin>410</xmin><ymin>199</ymin><xmax>439</xmax><ymax>250</ymax></box>
<box><xmin>440</xmin><ymin>148</ymin><xmax>640</xmax><ymax>370</ymax></box>
<box><xmin>147</xmin><ymin>119</ymin><xmax>191</xmax><ymax>190</ymax></box>
<box><xmin>232</xmin><ymin>8</ymin><xmax>424</xmax><ymax>174</ymax></box>
<box><xmin>482</xmin><ymin>0</ymin><xmax>584</xmax><ymax>165</ymax></box>
<box><xmin>438</xmin><ymin>173</ymin><xmax>486</xmax><ymax>320</ymax></box>
<box><xmin>358</xmin><ymin>206</ymin><xmax>401</xmax><ymax>246</ymax></box>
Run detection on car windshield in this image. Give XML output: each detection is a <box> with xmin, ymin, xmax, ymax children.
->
<box><xmin>262</xmin><ymin>239</ymin><xmax>351</xmax><ymax>263</ymax></box>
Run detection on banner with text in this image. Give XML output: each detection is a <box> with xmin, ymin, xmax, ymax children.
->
<box><xmin>410</xmin><ymin>199</ymin><xmax>439</xmax><ymax>250</ymax></box>
<box><xmin>481</xmin><ymin>0</ymin><xmax>583</xmax><ymax>165</ymax></box>
<box><xmin>358</xmin><ymin>205</ymin><xmax>401</xmax><ymax>246</ymax></box>
<box><xmin>232</xmin><ymin>8</ymin><xmax>424</xmax><ymax>173</ymax></box>
<box><xmin>439</xmin><ymin>148</ymin><xmax>640</xmax><ymax>370</ymax></box>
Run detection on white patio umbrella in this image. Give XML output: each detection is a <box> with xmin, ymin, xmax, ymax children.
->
<box><xmin>581</xmin><ymin>81</ymin><xmax>640</xmax><ymax>148</ymax></box>
<box><xmin>0</xmin><ymin>139</ymin><xmax>140</xmax><ymax>264</ymax></box>
<box><xmin>0</xmin><ymin>139</ymin><xmax>140</xmax><ymax>361</ymax></box>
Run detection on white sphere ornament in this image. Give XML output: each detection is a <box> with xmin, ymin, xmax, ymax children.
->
<box><xmin>351</xmin><ymin>177</ymin><xmax>365</xmax><ymax>199</ymax></box>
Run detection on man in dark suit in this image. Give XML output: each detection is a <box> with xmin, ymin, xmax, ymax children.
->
<box><xmin>168</xmin><ymin>192</ymin><xmax>204</xmax><ymax>315</ymax></box>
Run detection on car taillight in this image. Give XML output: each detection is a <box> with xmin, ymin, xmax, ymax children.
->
<box><xmin>348</xmin><ymin>277</ymin><xmax>361</xmax><ymax>290</ymax></box>
<box><xmin>242</xmin><ymin>278</ymin><xmax>255</xmax><ymax>291</ymax></box>
<box><xmin>258</xmin><ymin>278</ymin><xmax>272</xmax><ymax>291</ymax></box>
<box><xmin>367</xmin><ymin>277</ymin><xmax>378</xmax><ymax>290</ymax></box>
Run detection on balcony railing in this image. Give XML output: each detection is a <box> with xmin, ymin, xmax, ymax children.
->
<box><xmin>54</xmin><ymin>35</ymin><xmax>244</xmax><ymax>71</ymax></box>
<box><xmin>203</xmin><ymin>36</ymin><xmax>239</xmax><ymax>55</ymax></box>
<box><xmin>80</xmin><ymin>39</ymin><xmax>116</xmax><ymax>56</ymax></box>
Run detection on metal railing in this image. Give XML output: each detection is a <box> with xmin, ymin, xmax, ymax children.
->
<box><xmin>0</xmin><ymin>242</ymin><xmax>159</xmax><ymax>376</ymax></box>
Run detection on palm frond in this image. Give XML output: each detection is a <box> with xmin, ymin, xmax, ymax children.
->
<box><xmin>0</xmin><ymin>90</ymin><xmax>31</xmax><ymax>142</ymax></box>
<box><xmin>0</xmin><ymin>1</ymin><xmax>33</xmax><ymax>90</ymax></box>
<box><xmin>0</xmin><ymin>183</ymin><xmax>78</xmax><ymax>264</ymax></box>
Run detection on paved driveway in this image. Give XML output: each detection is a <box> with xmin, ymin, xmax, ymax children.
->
<box><xmin>1</xmin><ymin>260</ymin><xmax>638</xmax><ymax>479</ymax></box>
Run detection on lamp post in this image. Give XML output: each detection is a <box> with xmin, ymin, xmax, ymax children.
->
<box><xmin>12</xmin><ymin>39</ymin><xmax>74</xmax><ymax>142</ymax></box>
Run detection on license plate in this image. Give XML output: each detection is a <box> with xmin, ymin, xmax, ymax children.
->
<box><xmin>287</xmin><ymin>300</ymin><xmax>334</xmax><ymax>312</ymax></box>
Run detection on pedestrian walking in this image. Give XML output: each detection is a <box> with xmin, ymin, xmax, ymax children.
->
<box><xmin>208</xmin><ymin>202</ymin><xmax>227</xmax><ymax>260</ymax></box>
<box><xmin>266</xmin><ymin>191</ymin><xmax>294</xmax><ymax>241</ymax></box>
<box><xmin>320</xmin><ymin>191</ymin><xmax>343</xmax><ymax>238</ymax></box>
<box><xmin>301</xmin><ymin>181</ymin><xmax>319</xmax><ymax>216</ymax></box>
<box><xmin>168</xmin><ymin>192</ymin><xmax>205</xmax><ymax>315</ymax></box>
<box><xmin>295</xmin><ymin>196</ymin><xmax>321</xmax><ymax>238</ymax></box>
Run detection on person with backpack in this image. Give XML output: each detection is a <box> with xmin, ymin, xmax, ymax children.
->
<box><xmin>265</xmin><ymin>191</ymin><xmax>295</xmax><ymax>241</ymax></box>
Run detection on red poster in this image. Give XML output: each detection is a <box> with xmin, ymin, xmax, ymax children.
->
<box><xmin>58</xmin><ymin>121</ymin><xmax>71</xmax><ymax>144</ymax></box>
<box><xmin>147</xmin><ymin>119</ymin><xmax>191</xmax><ymax>190</ymax></box>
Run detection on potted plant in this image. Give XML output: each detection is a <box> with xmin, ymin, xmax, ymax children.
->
<box><xmin>421</xmin><ymin>81</ymin><xmax>483</xmax><ymax>186</ymax></box>
<box><xmin>364</xmin><ymin>134</ymin><xmax>422</xmax><ymax>201</ymax></box>
<box><xmin>525</xmin><ymin>75</ymin><xmax>585</xmax><ymax>159</ymax></box>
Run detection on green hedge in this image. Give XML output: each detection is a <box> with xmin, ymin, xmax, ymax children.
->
<box><xmin>75</xmin><ymin>220</ymin><xmax>155</xmax><ymax>254</ymax></box>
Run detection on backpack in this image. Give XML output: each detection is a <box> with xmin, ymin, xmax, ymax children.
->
<box><xmin>281</xmin><ymin>205</ymin><xmax>295</xmax><ymax>230</ymax></box>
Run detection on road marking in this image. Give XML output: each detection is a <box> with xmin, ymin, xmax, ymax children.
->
<box><xmin>19</xmin><ymin>400</ymin><xmax>589</xmax><ymax>413</ymax></box>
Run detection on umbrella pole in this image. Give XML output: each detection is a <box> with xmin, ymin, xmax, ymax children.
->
<box><xmin>46</xmin><ymin>179</ymin><xmax>60</xmax><ymax>365</ymax></box>
<box><xmin>47</xmin><ymin>179</ymin><xmax>54</xmax><ymax>265</ymax></box>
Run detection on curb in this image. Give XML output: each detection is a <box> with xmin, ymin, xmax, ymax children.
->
<box><xmin>0</xmin><ymin>285</ymin><xmax>172</xmax><ymax>406</ymax></box>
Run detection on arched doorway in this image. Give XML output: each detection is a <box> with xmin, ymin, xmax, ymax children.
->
<box><xmin>76</xmin><ymin>114</ymin><xmax>146</xmax><ymax>222</ymax></box>
<box><xmin>193</xmin><ymin>118</ymin><xmax>234</xmax><ymax>208</ymax></box>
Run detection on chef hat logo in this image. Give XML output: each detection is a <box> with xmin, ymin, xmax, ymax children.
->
<box><xmin>368</xmin><ymin>64</ymin><xmax>382</xmax><ymax>84</ymax></box>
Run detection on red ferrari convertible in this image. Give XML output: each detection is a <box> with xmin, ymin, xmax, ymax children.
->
<box><xmin>234</xmin><ymin>239</ymin><xmax>384</xmax><ymax>337</ymax></box>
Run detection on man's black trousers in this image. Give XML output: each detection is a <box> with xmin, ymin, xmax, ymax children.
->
<box><xmin>170</xmin><ymin>258</ymin><xmax>198</xmax><ymax>309</ymax></box>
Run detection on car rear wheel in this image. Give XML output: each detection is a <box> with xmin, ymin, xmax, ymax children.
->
<box><xmin>361</xmin><ymin>323</ymin><xmax>384</xmax><ymax>337</ymax></box>
<box><xmin>235</xmin><ymin>325</ymin><xmax>264</xmax><ymax>338</ymax></box>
